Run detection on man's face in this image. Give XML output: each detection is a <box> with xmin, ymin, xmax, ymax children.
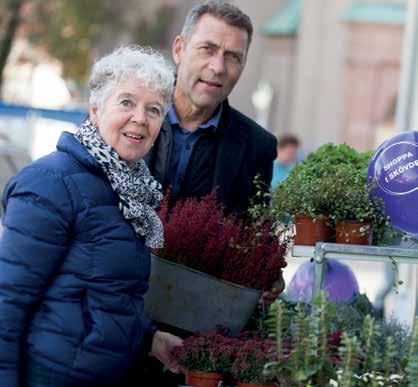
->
<box><xmin>173</xmin><ymin>14</ymin><xmax>248</xmax><ymax>112</ymax></box>
<box><xmin>279</xmin><ymin>144</ymin><xmax>298</xmax><ymax>163</ymax></box>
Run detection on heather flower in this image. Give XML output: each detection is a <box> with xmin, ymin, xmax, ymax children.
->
<box><xmin>155</xmin><ymin>191</ymin><xmax>289</xmax><ymax>290</ymax></box>
<box><xmin>230</xmin><ymin>338</ymin><xmax>276</xmax><ymax>384</ymax></box>
<box><xmin>329</xmin><ymin>330</ymin><xmax>342</xmax><ymax>353</ymax></box>
<box><xmin>171</xmin><ymin>332</ymin><xmax>238</xmax><ymax>373</ymax></box>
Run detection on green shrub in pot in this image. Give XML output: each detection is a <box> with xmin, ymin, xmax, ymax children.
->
<box><xmin>326</xmin><ymin>156</ymin><xmax>398</xmax><ymax>245</ymax></box>
<box><xmin>271</xmin><ymin>143</ymin><xmax>398</xmax><ymax>244</ymax></box>
<box><xmin>272</xmin><ymin>165</ymin><xmax>334</xmax><ymax>222</ymax></box>
<box><xmin>271</xmin><ymin>144</ymin><xmax>370</xmax><ymax>222</ymax></box>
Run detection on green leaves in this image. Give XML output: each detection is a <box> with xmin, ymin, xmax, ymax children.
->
<box><xmin>271</xmin><ymin>143</ymin><xmax>372</xmax><ymax>220</ymax></box>
<box><xmin>406</xmin><ymin>317</ymin><xmax>418</xmax><ymax>386</ymax></box>
<box><xmin>271</xmin><ymin>143</ymin><xmax>400</xmax><ymax>245</ymax></box>
<box><xmin>262</xmin><ymin>293</ymin><xmax>417</xmax><ymax>386</ymax></box>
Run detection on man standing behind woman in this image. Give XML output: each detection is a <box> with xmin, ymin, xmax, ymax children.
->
<box><xmin>146</xmin><ymin>0</ymin><xmax>278</xmax><ymax>215</ymax></box>
<box><xmin>0</xmin><ymin>46</ymin><xmax>182</xmax><ymax>387</ymax></box>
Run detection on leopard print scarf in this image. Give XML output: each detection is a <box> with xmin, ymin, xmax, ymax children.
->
<box><xmin>75</xmin><ymin>119</ymin><xmax>164</xmax><ymax>248</ymax></box>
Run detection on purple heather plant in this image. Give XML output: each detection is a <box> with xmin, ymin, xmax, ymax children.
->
<box><xmin>154</xmin><ymin>191</ymin><xmax>288</xmax><ymax>291</ymax></box>
<box><xmin>230</xmin><ymin>338</ymin><xmax>276</xmax><ymax>384</ymax></box>
<box><xmin>171</xmin><ymin>332</ymin><xmax>238</xmax><ymax>373</ymax></box>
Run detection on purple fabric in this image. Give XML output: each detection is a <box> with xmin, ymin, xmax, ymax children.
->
<box><xmin>286</xmin><ymin>259</ymin><xmax>359</xmax><ymax>303</ymax></box>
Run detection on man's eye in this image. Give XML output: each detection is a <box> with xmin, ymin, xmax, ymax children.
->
<box><xmin>200</xmin><ymin>46</ymin><xmax>213</xmax><ymax>53</ymax></box>
<box><xmin>226</xmin><ymin>52</ymin><xmax>242</xmax><ymax>64</ymax></box>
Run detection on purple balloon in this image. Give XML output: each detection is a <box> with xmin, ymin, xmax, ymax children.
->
<box><xmin>368</xmin><ymin>131</ymin><xmax>418</xmax><ymax>235</ymax></box>
<box><xmin>286</xmin><ymin>259</ymin><xmax>359</xmax><ymax>303</ymax></box>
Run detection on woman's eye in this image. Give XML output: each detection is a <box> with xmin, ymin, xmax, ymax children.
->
<box><xmin>120</xmin><ymin>99</ymin><xmax>133</xmax><ymax>107</ymax></box>
<box><xmin>147</xmin><ymin>106</ymin><xmax>161</xmax><ymax>117</ymax></box>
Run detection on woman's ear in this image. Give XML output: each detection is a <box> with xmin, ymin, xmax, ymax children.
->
<box><xmin>89</xmin><ymin>104</ymin><xmax>99</xmax><ymax>126</ymax></box>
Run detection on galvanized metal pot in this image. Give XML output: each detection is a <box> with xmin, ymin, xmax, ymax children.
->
<box><xmin>144</xmin><ymin>255</ymin><xmax>261</xmax><ymax>334</ymax></box>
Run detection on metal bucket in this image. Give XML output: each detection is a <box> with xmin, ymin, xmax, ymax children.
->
<box><xmin>144</xmin><ymin>254</ymin><xmax>261</xmax><ymax>335</ymax></box>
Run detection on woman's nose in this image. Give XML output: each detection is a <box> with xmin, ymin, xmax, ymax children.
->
<box><xmin>131</xmin><ymin>108</ymin><xmax>146</xmax><ymax>124</ymax></box>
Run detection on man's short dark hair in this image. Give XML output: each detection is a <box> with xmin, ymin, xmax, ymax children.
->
<box><xmin>277</xmin><ymin>134</ymin><xmax>300</xmax><ymax>149</ymax></box>
<box><xmin>181</xmin><ymin>0</ymin><xmax>253</xmax><ymax>47</ymax></box>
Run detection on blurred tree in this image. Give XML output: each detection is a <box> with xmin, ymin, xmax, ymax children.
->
<box><xmin>133</xmin><ymin>4</ymin><xmax>174</xmax><ymax>48</ymax></box>
<box><xmin>0</xmin><ymin>0</ymin><xmax>24</xmax><ymax>92</ymax></box>
<box><xmin>26</xmin><ymin>0</ymin><xmax>174</xmax><ymax>83</ymax></box>
<box><xmin>0</xmin><ymin>0</ymin><xmax>176</xmax><ymax>87</ymax></box>
<box><xmin>27</xmin><ymin>0</ymin><xmax>127</xmax><ymax>83</ymax></box>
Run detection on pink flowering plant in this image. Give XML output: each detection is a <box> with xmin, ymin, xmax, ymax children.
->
<box><xmin>230</xmin><ymin>338</ymin><xmax>276</xmax><ymax>384</ymax></box>
<box><xmin>171</xmin><ymin>332</ymin><xmax>237</xmax><ymax>373</ymax></box>
<box><xmin>155</xmin><ymin>191</ymin><xmax>288</xmax><ymax>291</ymax></box>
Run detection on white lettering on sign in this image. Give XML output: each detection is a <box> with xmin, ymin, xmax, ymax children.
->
<box><xmin>383</xmin><ymin>152</ymin><xmax>414</xmax><ymax>171</ymax></box>
<box><xmin>384</xmin><ymin>159</ymin><xmax>418</xmax><ymax>182</ymax></box>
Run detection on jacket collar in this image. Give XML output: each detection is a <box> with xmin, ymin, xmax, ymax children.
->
<box><xmin>56</xmin><ymin>131</ymin><xmax>104</xmax><ymax>175</ymax></box>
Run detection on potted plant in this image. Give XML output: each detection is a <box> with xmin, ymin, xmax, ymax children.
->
<box><xmin>263</xmin><ymin>293</ymin><xmax>417</xmax><ymax>386</ymax></box>
<box><xmin>326</xmin><ymin>150</ymin><xmax>397</xmax><ymax>245</ymax></box>
<box><xmin>329</xmin><ymin>164</ymin><xmax>377</xmax><ymax>245</ymax></box>
<box><xmin>171</xmin><ymin>332</ymin><xmax>236</xmax><ymax>387</ymax></box>
<box><xmin>272</xmin><ymin>143</ymin><xmax>394</xmax><ymax>246</ymax></box>
<box><xmin>272</xmin><ymin>144</ymin><xmax>366</xmax><ymax>246</ymax></box>
<box><xmin>272</xmin><ymin>165</ymin><xmax>333</xmax><ymax>245</ymax></box>
<box><xmin>155</xmin><ymin>191</ymin><xmax>288</xmax><ymax>290</ymax></box>
<box><xmin>230</xmin><ymin>338</ymin><xmax>276</xmax><ymax>387</ymax></box>
<box><xmin>145</xmin><ymin>191</ymin><xmax>289</xmax><ymax>333</ymax></box>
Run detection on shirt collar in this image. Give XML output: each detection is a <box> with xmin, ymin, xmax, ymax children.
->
<box><xmin>167</xmin><ymin>103</ymin><xmax>223</xmax><ymax>132</ymax></box>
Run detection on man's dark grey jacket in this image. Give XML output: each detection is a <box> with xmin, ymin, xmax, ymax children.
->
<box><xmin>146</xmin><ymin>100</ymin><xmax>277</xmax><ymax>215</ymax></box>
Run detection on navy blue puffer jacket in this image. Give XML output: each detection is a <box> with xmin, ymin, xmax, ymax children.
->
<box><xmin>0</xmin><ymin>132</ymin><xmax>156</xmax><ymax>386</ymax></box>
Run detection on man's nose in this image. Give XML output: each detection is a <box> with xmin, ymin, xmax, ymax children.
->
<box><xmin>209</xmin><ymin>53</ymin><xmax>226</xmax><ymax>75</ymax></box>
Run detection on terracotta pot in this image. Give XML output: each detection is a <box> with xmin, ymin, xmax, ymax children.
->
<box><xmin>237</xmin><ymin>383</ymin><xmax>276</xmax><ymax>387</ymax></box>
<box><xmin>336</xmin><ymin>221</ymin><xmax>373</xmax><ymax>245</ymax></box>
<box><xmin>185</xmin><ymin>370</ymin><xmax>223</xmax><ymax>387</ymax></box>
<box><xmin>294</xmin><ymin>215</ymin><xmax>331</xmax><ymax>246</ymax></box>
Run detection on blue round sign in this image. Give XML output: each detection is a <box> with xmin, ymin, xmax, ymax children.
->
<box><xmin>368</xmin><ymin>131</ymin><xmax>418</xmax><ymax>235</ymax></box>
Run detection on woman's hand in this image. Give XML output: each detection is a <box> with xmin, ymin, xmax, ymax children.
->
<box><xmin>150</xmin><ymin>330</ymin><xmax>183</xmax><ymax>373</ymax></box>
<box><xmin>258</xmin><ymin>275</ymin><xmax>286</xmax><ymax>308</ymax></box>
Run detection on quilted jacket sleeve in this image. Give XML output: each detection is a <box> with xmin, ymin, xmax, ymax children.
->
<box><xmin>0</xmin><ymin>167</ymin><xmax>73</xmax><ymax>387</ymax></box>
<box><xmin>139</xmin><ymin>315</ymin><xmax>158</xmax><ymax>355</ymax></box>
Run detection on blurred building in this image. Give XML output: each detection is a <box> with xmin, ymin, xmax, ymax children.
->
<box><xmin>228</xmin><ymin>0</ymin><xmax>406</xmax><ymax>152</ymax></box>
<box><xmin>2</xmin><ymin>0</ymin><xmax>407</xmax><ymax>154</ymax></box>
<box><xmin>167</xmin><ymin>0</ymin><xmax>405</xmax><ymax>152</ymax></box>
<box><xmin>227</xmin><ymin>0</ymin><xmax>407</xmax><ymax>150</ymax></box>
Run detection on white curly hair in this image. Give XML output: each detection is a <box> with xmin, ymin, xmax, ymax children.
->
<box><xmin>88</xmin><ymin>45</ymin><xmax>175</xmax><ymax>113</ymax></box>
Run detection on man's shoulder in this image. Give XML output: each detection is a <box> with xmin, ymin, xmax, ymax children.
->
<box><xmin>227</xmin><ymin>105</ymin><xmax>277</xmax><ymax>145</ymax></box>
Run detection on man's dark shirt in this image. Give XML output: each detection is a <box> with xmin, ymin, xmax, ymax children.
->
<box><xmin>167</xmin><ymin>104</ymin><xmax>222</xmax><ymax>198</ymax></box>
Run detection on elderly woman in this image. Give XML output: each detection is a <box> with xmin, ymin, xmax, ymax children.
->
<box><xmin>0</xmin><ymin>46</ymin><xmax>181</xmax><ymax>387</ymax></box>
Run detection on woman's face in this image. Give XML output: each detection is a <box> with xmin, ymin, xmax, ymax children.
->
<box><xmin>90</xmin><ymin>77</ymin><xmax>166</xmax><ymax>167</ymax></box>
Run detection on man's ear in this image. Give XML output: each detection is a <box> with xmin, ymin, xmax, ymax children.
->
<box><xmin>172</xmin><ymin>35</ymin><xmax>185</xmax><ymax>65</ymax></box>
